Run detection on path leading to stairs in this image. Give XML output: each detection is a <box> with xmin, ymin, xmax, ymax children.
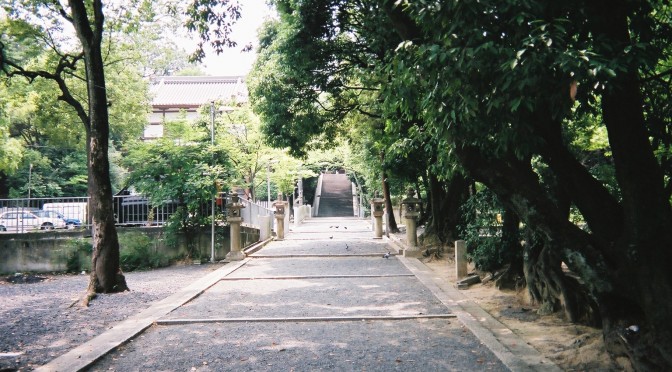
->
<box><xmin>38</xmin><ymin>217</ymin><xmax>559</xmax><ymax>372</ymax></box>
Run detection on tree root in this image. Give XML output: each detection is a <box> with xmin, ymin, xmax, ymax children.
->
<box><xmin>79</xmin><ymin>291</ymin><xmax>98</xmax><ymax>307</ymax></box>
<box><xmin>423</xmin><ymin>245</ymin><xmax>445</xmax><ymax>260</ymax></box>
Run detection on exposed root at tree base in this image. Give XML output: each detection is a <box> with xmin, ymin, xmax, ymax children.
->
<box><xmin>80</xmin><ymin>291</ymin><xmax>98</xmax><ymax>307</ymax></box>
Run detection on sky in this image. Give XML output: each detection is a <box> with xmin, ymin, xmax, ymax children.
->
<box><xmin>193</xmin><ymin>0</ymin><xmax>275</xmax><ymax>76</ymax></box>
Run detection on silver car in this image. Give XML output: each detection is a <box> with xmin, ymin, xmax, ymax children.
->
<box><xmin>0</xmin><ymin>210</ymin><xmax>67</xmax><ymax>232</ymax></box>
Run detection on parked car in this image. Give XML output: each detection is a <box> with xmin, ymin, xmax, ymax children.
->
<box><xmin>0</xmin><ymin>210</ymin><xmax>67</xmax><ymax>232</ymax></box>
<box><xmin>34</xmin><ymin>210</ymin><xmax>82</xmax><ymax>228</ymax></box>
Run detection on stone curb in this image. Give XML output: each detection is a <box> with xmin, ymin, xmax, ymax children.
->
<box><xmin>389</xmin><ymin>242</ymin><xmax>562</xmax><ymax>372</ymax></box>
<box><xmin>242</xmin><ymin>237</ymin><xmax>274</xmax><ymax>255</ymax></box>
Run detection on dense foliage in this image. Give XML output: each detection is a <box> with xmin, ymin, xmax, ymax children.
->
<box><xmin>244</xmin><ymin>1</ymin><xmax>672</xmax><ymax>369</ymax></box>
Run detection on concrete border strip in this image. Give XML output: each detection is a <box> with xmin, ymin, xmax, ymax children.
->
<box><xmin>35</xmin><ymin>259</ymin><xmax>252</xmax><ymax>372</ymax></box>
<box><xmin>397</xmin><ymin>256</ymin><xmax>561</xmax><ymax>372</ymax></box>
<box><xmin>157</xmin><ymin>313</ymin><xmax>457</xmax><ymax>325</ymax></box>
<box><xmin>243</xmin><ymin>237</ymin><xmax>274</xmax><ymax>255</ymax></box>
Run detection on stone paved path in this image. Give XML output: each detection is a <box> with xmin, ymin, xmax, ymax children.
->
<box><xmin>40</xmin><ymin>217</ymin><xmax>558</xmax><ymax>371</ymax></box>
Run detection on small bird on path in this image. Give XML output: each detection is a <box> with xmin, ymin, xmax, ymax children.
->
<box><xmin>329</xmin><ymin>235</ymin><xmax>333</xmax><ymax>239</ymax></box>
<box><xmin>383</xmin><ymin>252</ymin><xmax>391</xmax><ymax>259</ymax></box>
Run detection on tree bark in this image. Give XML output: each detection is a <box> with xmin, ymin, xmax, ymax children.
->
<box><xmin>422</xmin><ymin>172</ymin><xmax>470</xmax><ymax>244</ymax></box>
<box><xmin>495</xmin><ymin>207</ymin><xmax>524</xmax><ymax>290</ymax></box>
<box><xmin>69</xmin><ymin>0</ymin><xmax>128</xmax><ymax>296</ymax></box>
<box><xmin>523</xmin><ymin>232</ymin><xmax>600</xmax><ymax>325</ymax></box>
<box><xmin>379</xmin><ymin>151</ymin><xmax>399</xmax><ymax>233</ymax></box>
<box><xmin>583</xmin><ymin>2</ymin><xmax>672</xmax><ymax>368</ymax></box>
<box><xmin>456</xmin><ymin>146</ymin><xmax>610</xmax><ymax>317</ymax></box>
<box><xmin>381</xmin><ymin>169</ymin><xmax>399</xmax><ymax>233</ymax></box>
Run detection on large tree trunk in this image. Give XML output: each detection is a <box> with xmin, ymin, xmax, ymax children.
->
<box><xmin>522</xmin><ymin>229</ymin><xmax>600</xmax><ymax>325</ymax></box>
<box><xmin>457</xmin><ymin>143</ymin><xmax>672</xmax><ymax>369</ymax></box>
<box><xmin>380</xmin><ymin>151</ymin><xmax>399</xmax><ymax>233</ymax></box>
<box><xmin>494</xmin><ymin>207</ymin><xmax>524</xmax><ymax>290</ymax></box>
<box><xmin>381</xmin><ymin>170</ymin><xmax>399</xmax><ymax>233</ymax></box>
<box><xmin>69</xmin><ymin>0</ymin><xmax>128</xmax><ymax>297</ymax></box>
<box><xmin>583</xmin><ymin>2</ymin><xmax>672</xmax><ymax>368</ymax></box>
<box><xmin>456</xmin><ymin>146</ymin><xmax>610</xmax><ymax>314</ymax></box>
<box><xmin>422</xmin><ymin>172</ymin><xmax>470</xmax><ymax>244</ymax></box>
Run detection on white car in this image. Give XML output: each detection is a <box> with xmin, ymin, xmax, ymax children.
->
<box><xmin>0</xmin><ymin>210</ymin><xmax>67</xmax><ymax>232</ymax></box>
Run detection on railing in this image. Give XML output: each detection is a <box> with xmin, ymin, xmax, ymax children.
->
<box><xmin>1</xmin><ymin>196</ymin><xmax>273</xmax><ymax>230</ymax></box>
<box><xmin>240</xmin><ymin>199</ymin><xmax>273</xmax><ymax>228</ymax></box>
<box><xmin>1</xmin><ymin>197</ymin><xmax>90</xmax><ymax>229</ymax></box>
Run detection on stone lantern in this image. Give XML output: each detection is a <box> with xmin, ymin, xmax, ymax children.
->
<box><xmin>371</xmin><ymin>197</ymin><xmax>385</xmax><ymax>239</ymax></box>
<box><xmin>273</xmin><ymin>193</ymin><xmax>287</xmax><ymax>240</ymax></box>
<box><xmin>226</xmin><ymin>192</ymin><xmax>246</xmax><ymax>261</ymax></box>
<box><xmin>401</xmin><ymin>188</ymin><xmax>421</xmax><ymax>248</ymax></box>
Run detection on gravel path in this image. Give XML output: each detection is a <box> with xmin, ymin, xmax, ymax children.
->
<box><xmin>0</xmin><ymin>263</ymin><xmax>226</xmax><ymax>371</ymax></box>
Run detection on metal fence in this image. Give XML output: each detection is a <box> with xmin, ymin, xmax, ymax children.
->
<box><xmin>0</xmin><ymin>196</ymin><xmax>273</xmax><ymax>230</ymax></box>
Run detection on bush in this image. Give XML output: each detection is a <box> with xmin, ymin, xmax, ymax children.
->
<box><xmin>65</xmin><ymin>239</ymin><xmax>92</xmax><ymax>273</ymax></box>
<box><xmin>119</xmin><ymin>232</ymin><xmax>168</xmax><ymax>271</ymax></box>
<box><xmin>457</xmin><ymin>187</ymin><xmax>504</xmax><ymax>273</ymax></box>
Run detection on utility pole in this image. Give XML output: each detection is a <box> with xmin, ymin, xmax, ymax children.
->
<box><xmin>210</xmin><ymin>102</ymin><xmax>216</xmax><ymax>263</ymax></box>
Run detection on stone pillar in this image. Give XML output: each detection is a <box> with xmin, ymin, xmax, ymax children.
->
<box><xmin>273</xmin><ymin>193</ymin><xmax>286</xmax><ymax>241</ymax></box>
<box><xmin>455</xmin><ymin>240</ymin><xmax>468</xmax><ymax>279</ymax></box>
<box><xmin>401</xmin><ymin>188</ymin><xmax>421</xmax><ymax>248</ymax></box>
<box><xmin>371</xmin><ymin>198</ymin><xmax>385</xmax><ymax>239</ymax></box>
<box><xmin>226</xmin><ymin>193</ymin><xmax>246</xmax><ymax>261</ymax></box>
<box><xmin>406</xmin><ymin>216</ymin><xmax>417</xmax><ymax>246</ymax></box>
<box><xmin>259</xmin><ymin>214</ymin><xmax>272</xmax><ymax>241</ymax></box>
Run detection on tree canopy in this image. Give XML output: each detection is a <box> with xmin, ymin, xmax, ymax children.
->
<box><xmin>247</xmin><ymin>0</ymin><xmax>672</xmax><ymax>369</ymax></box>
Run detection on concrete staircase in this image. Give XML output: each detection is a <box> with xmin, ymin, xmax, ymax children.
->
<box><xmin>316</xmin><ymin>173</ymin><xmax>354</xmax><ymax>217</ymax></box>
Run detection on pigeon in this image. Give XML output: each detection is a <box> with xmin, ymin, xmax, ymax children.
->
<box><xmin>329</xmin><ymin>236</ymin><xmax>334</xmax><ymax>239</ymax></box>
<box><xmin>345</xmin><ymin>244</ymin><xmax>349</xmax><ymax>250</ymax></box>
<box><xmin>329</xmin><ymin>226</ymin><xmax>334</xmax><ymax>228</ymax></box>
<box><xmin>383</xmin><ymin>252</ymin><xmax>391</xmax><ymax>259</ymax></box>
<box><xmin>343</xmin><ymin>226</ymin><xmax>347</xmax><ymax>230</ymax></box>
<box><xmin>335</xmin><ymin>226</ymin><xmax>339</xmax><ymax>228</ymax></box>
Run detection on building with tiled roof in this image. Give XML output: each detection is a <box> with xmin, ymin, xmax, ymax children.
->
<box><xmin>144</xmin><ymin>76</ymin><xmax>248</xmax><ymax>139</ymax></box>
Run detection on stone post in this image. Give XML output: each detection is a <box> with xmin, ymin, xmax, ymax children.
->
<box><xmin>294</xmin><ymin>197</ymin><xmax>306</xmax><ymax>226</ymax></box>
<box><xmin>226</xmin><ymin>192</ymin><xmax>245</xmax><ymax>261</ymax></box>
<box><xmin>273</xmin><ymin>193</ymin><xmax>286</xmax><ymax>241</ymax></box>
<box><xmin>455</xmin><ymin>239</ymin><xmax>468</xmax><ymax>279</ymax></box>
<box><xmin>371</xmin><ymin>198</ymin><xmax>385</xmax><ymax>239</ymax></box>
<box><xmin>293</xmin><ymin>204</ymin><xmax>301</xmax><ymax>227</ymax></box>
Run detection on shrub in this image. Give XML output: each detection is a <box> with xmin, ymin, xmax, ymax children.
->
<box><xmin>457</xmin><ymin>187</ymin><xmax>504</xmax><ymax>273</ymax></box>
<box><xmin>65</xmin><ymin>239</ymin><xmax>92</xmax><ymax>273</ymax></box>
<box><xmin>119</xmin><ymin>232</ymin><xmax>167</xmax><ymax>271</ymax></box>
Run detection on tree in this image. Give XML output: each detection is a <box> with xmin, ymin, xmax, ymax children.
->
<box><xmin>247</xmin><ymin>3</ymin><xmax>416</xmax><ymax>231</ymax></box>
<box><xmin>216</xmin><ymin>103</ymin><xmax>270</xmax><ymax>201</ymax></box>
<box><xmin>221</xmin><ymin>0</ymin><xmax>672</xmax><ymax>367</ymax></box>
<box><xmin>382</xmin><ymin>0</ymin><xmax>672</xmax><ymax>368</ymax></box>
<box><xmin>1</xmin><ymin>0</ymin><xmax>132</xmax><ymax>299</ymax></box>
<box><xmin>0</xmin><ymin>20</ymin><xmax>147</xmax><ymax>198</ymax></box>
<box><xmin>122</xmin><ymin>132</ymin><xmax>232</xmax><ymax>258</ymax></box>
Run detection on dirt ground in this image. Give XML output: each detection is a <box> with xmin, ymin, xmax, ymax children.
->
<box><xmin>422</xmin><ymin>255</ymin><xmax>631</xmax><ymax>371</ymax></box>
